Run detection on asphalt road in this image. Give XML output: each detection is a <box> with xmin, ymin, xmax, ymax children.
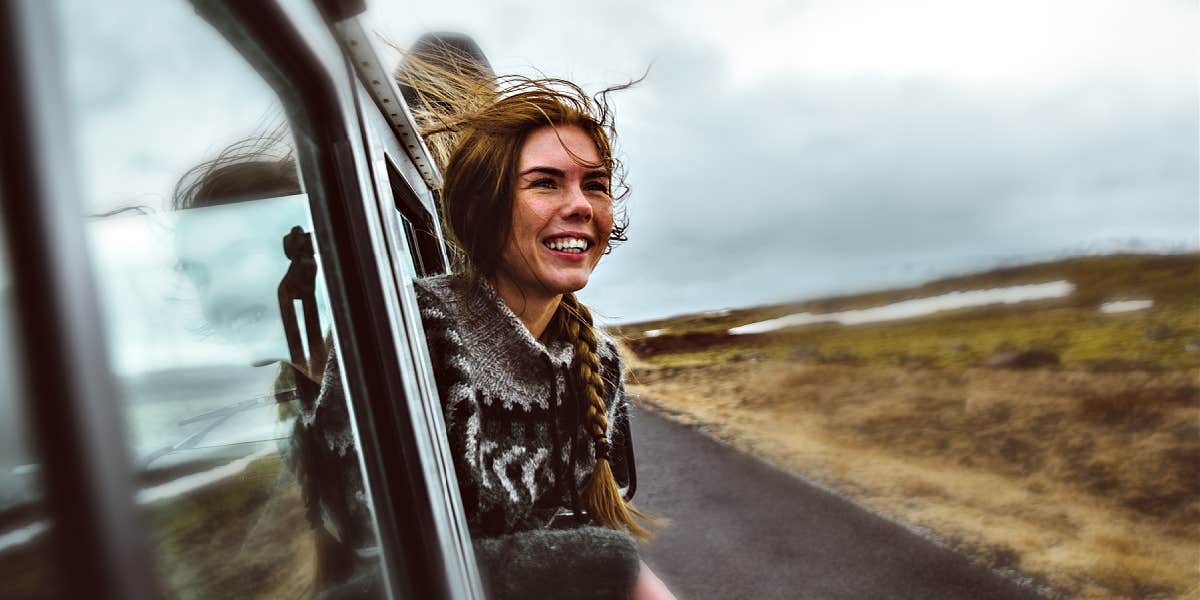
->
<box><xmin>629</xmin><ymin>404</ymin><xmax>1044</xmax><ymax>600</ymax></box>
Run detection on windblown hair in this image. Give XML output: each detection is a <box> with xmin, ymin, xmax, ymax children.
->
<box><xmin>398</xmin><ymin>45</ymin><xmax>632</xmax><ymax>269</ymax></box>
<box><xmin>172</xmin><ymin>120</ymin><xmax>298</xmax><ymax>211</ymax></box>
<box><xmin>396</xmin><ymin>37</ymin><xmax>656</xmax><ymax>540</ymax></box>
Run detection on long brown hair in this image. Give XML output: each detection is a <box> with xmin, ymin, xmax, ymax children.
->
<box><xmin>397</xmin><ymin>38</ymin><xmax>656</xmax><ymax>540</ymax></box>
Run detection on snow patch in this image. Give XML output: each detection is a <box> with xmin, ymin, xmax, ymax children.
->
<box><xmin>137</xmin><ymin>447</ymin><xmax>274</xmax><ymax>505</ymax></box>
<box><xmin>730</xmin><ymin>280</ymin><xmax>1074</xmax><ymax>335</ymax></box>
<box><xmin>1099</xmin><ymin>300</ymin><xmax>1153</xmax><ymax>314</ymax></box>
<box><xmin>0</xmin><ymin>521</ymin><xmax>48</xmax><ymax>556</ymax></box>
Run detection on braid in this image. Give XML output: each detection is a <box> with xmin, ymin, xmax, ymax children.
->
<box><xmin>558</xmin><ymin>293</ymin><xmax>657</xmax><ymax>541</ymax></box>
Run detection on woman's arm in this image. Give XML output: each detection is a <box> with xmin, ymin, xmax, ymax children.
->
<box><xmin>632</xmin><ymin>560</ymin><xmax>679</xmax><ymax>600</ymax></box>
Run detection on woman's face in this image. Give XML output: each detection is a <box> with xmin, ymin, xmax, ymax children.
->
<box><xmin>497</xmin><ymin>124</ymin><xmax>613</xmax><ymax>299</ymax></box>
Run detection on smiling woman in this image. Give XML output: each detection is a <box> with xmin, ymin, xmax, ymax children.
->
<box><xmin>362</xmin><ymin>39</ymin><xmax>677</xmax><ymax>598</ymax></box>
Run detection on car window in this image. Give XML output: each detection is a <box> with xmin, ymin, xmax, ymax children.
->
<box><xmin>0</xmin><ymin>208</ymin><xmax>63</xmax><ymax>599</ymax></box>
<box><xmin>387</xmin><ymin>161</ymin><xmax>446</xmax><ymax>278</ymax></box>
<box><xmin>55</xmin><ymin>1</ymin><xmax>387</xmax><ymax>597</ymax></box>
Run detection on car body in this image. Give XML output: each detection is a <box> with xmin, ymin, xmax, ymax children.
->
<box><xmin>0</xmin><ymin>1</ymin><xmax>631</xmax><ymax>598</ymax></box>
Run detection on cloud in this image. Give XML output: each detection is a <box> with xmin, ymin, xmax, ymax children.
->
<box><xmin>577</xmin><ymin>28</ymin><xmax>1197</xmax><ymax>321</ymax></box>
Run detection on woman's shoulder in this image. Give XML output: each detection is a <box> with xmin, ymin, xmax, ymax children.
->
<box><xmin>413</xmin><ymin>273</ymin><xmax>479</xmax><ymax>330</ymax></box>
<box><xmin>592</xmin><ymin>327</ymin><xmax>627</xmax><ymax>388</ymax></box>
<box><xmin>412</xmin><ymin>274</ymin><xmax>471</xmax><ymax>356</ymax></box>
<box><xmin>413</xmin><ymin>273</ymin><xmax>464</xmax><ymax>311</ymax></box>
<box><xmin>594</xmin><ymin>328</ymin><xmax>621</xmax><ymax>364</ymax></box>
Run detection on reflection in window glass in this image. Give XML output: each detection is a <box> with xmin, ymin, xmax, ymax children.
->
<box><xmin>56</xmin><ymin>1</ymin><xmax>385</xmax><ymax>596</ymax></box>
<box><xmin>0</xmin><ymin>209</ymin><xmax>61</xmax><ymax>598</ymax></box>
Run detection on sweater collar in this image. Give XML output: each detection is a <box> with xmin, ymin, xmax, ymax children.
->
<box><xmin>419</xmin><ymin>273</ymin><xmax>576</xmax><ymax>370</ymax></box>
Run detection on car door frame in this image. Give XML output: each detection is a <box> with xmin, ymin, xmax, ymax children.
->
<box><xmin>0</xmin><ymin>0</ymin><xmax>482</xmax><ymax>598</ymax></box>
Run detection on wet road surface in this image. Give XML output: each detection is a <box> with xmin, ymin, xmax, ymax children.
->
<box><xmin>629</xmin><ymin>403</ymin><xmax>1044</xmax><ymax>600</ymax></box>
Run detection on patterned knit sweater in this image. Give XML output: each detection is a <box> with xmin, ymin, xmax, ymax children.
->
<box><xmin>305</xmin><ymin>274</ymin><xmax>641</xmax><ymax>599</ymax></box>
<box><xmin>414</xmin><ymin>274</ymin><xmax>640</xmax><ymax>599</ymax></box>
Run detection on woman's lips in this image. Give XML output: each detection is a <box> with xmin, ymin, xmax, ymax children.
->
<box><xmin>541</xmin><ymin>233</ymin><xmax>592</xmax><ymax>262</ymax></box>
<box><xmin>543</xmin><ymin>245</ymin><xmax>589</xmax><ymax>261</ymax></box>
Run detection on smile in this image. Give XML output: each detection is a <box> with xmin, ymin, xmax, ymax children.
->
<box><xmin>542</xmin><ymin>236</ymin><xmax>591</xmax><ymax>254</ymax></box>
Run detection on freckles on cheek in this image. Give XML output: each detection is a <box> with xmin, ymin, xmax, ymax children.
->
<box><xmin>596</xmin><ymin>200</ymin><xmax>614</xmax><ymax>223</ymax></box>
<box><xmin>532</xmin><ymin>202</ymin><xmax>557</xmax><ymax>225</ymax></box>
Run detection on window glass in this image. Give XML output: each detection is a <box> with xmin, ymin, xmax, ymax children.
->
<box><xmin>56</xmin><ymin>1</ymin><xmax>386</xmax><ymax>596</ymax></box>
<box><xmin>0</xmin><ymin>209</ymin><xmax>61</xmax><ymax>598</ymax></box>
<box><xmin>399</xmin><ymin>214</ymin><xmax>429</xmax><ymax>276</ymax></box>
<box><xmin>386</xmin><ymin>162</ymin><xmax>445</xmax><ymax>277</ymax></box>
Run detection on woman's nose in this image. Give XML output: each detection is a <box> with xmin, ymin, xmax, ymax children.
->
<box><xmin>563</xmin><ymin>184</ymin><xmax>592</xmax><ymax>222</ymax></box>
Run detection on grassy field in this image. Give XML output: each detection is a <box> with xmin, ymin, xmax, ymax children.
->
<box><xmin>616</xmin><ymin>253</ymin><xmax>1199</xmax><ymax>599</ymax></box>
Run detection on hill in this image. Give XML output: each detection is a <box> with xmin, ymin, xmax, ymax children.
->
<box><xmin>613</xmin><ymin>252</ymin><xmax>1200</xmax><ymax>372</ymax></box>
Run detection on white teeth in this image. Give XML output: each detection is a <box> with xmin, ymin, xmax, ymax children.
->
<box><xmin>545</xmin><ymin>237</ymin><xmax>589</xmax><ymax>253</ymax></box>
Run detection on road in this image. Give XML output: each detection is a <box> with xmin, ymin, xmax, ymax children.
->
<box><xmin>628</xmin><ymin>404</ymin><xmax>1044</xmax><ymax>600</ymax></box>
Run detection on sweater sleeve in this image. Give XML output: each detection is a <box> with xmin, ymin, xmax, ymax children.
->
<box><xmin>472</xmin><ymin>527</ymin><xmax>641</xmax><ymax>600</ymax></box>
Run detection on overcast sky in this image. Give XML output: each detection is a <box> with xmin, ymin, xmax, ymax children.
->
<box><xmin>56</xmin><ymin>0</ymin><xmax>1198</xmax><ymax>333</ymax></box>
<box><xmin>370</xmin><ymin>0</ymin><xmax>1198</xmax><ymax>323</ymax></box>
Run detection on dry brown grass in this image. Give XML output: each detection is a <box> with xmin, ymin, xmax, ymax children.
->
<box><xmin>627</xmin><ymin>359</ymin><xmax>1200</xmax><ymax>599</ymax></box>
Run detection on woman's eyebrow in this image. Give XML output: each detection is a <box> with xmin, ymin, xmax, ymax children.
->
<box><xmin>520</xmin><ymin>166</ymin><xmax>565</xmax><ymax>178</ymax></box>
<box><xmin>519</xmin><ymin>166</ymin><xmax>611</xmax><ymax>179</ymax></box>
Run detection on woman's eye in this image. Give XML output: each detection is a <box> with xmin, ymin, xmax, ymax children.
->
<box><xmin>530</xmin><ymin>178</ymin><xmax>556</xmax><ymax>189</ymax></box>
<box><xmin>586</xmin><ymin>182</ymin><xmax>611</xmax><ymax>194</ymax></box>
